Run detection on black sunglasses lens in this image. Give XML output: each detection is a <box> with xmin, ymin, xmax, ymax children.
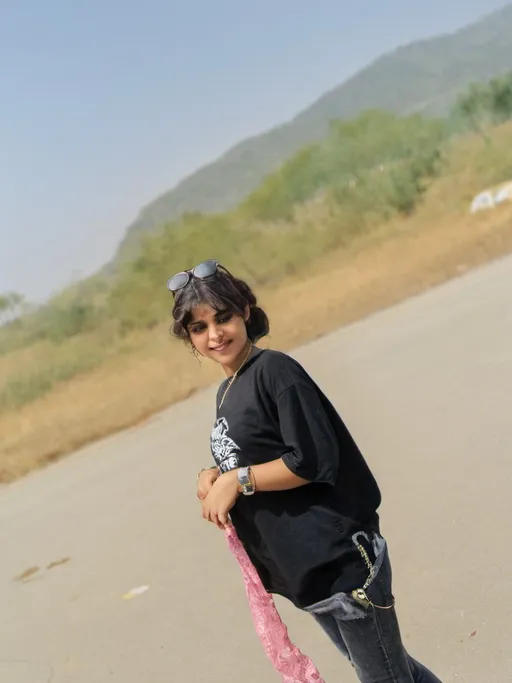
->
<box><xmin>193</xmin><ymin>259</ymin><xmax>218</xmax><ymax>279</ymax></box>
<box><xmin>167</xmin><ymin>272</ymin><xmax>189</xmax><ymax>292</ymax></box>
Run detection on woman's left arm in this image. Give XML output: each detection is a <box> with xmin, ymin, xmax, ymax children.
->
<box><xmin>249</xmin><ymin>458</ymin><xmax>310</xmax><ymax>491</ymax></box>
<box><xmin>200</xmin><ymin>459</ymin><xmax>308</xmax><ymax>529</ymax></box>
<box><xmin>202</xmin><ymin>381</ymin><xmax>339</xmax><ymax>528</ymax></box>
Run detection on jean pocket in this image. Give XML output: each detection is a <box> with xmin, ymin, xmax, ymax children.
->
<box><xmin>305</xmin><ymin>590</ymin><xmax>369</xmax><ymax>621</ymax></box>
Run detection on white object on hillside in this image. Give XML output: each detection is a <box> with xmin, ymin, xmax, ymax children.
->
<box><xmin>494</xmin><ymin>182</ymin><xmax>512</xmax><ymax>205</ymax></box>
<box><xmin>470</xmin><ymin>180</ymin><xmax>512</xmax><ymax>213</ymax></box>
<box><xmin>470</xmin><ymin>191</ymin><xmax>495</xmax><ymax>213</ymax></box>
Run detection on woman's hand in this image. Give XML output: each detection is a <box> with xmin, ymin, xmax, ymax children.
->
<box><xmin>201</xmin><ymin>470</ymin><xmax>239</xmax><ymax>529</ymax></box>
<box><xmin>197</xmin><ymin>467</ymin><xmax>220</xmax><ymax>501</ymax></box>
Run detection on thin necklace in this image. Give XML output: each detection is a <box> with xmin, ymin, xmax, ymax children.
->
<box><xmin>218</xmin><ymin>343</ymin><xmax>253</xmax><ymax>409</ymax></box>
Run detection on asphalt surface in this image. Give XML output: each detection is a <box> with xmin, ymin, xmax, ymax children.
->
<box><xmin>1</xmin><ymin>254</ymin><xmax>511</xmax><ymax>683</ymax></box>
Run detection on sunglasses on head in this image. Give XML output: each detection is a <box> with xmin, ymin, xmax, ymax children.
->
<box><xmin>167</xmin><ymin>259</ymin><xmax>227</xmax><ymax>293</ymax></box>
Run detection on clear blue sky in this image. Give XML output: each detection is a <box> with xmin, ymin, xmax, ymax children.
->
<box><xmin>0</xmin><ymin>0</ymin><xmax>508</xmax><ymax>302</ymax></box>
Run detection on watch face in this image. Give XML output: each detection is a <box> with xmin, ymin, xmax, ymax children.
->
<box><xmin>238</xmin><ymin>468</ymin><xmax>254</xmax><ymax>495</ymax></box>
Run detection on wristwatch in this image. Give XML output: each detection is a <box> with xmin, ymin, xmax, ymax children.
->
<box><xmin>237</xmin><ymin>467</ymin><xmax>255</xmax><ymax>496</ymax></box>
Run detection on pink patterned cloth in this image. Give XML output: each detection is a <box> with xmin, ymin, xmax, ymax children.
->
<box><xmin>224</xmin><ymin>525</ymin><xmax>326</xmax><ymax>683</ymax></box>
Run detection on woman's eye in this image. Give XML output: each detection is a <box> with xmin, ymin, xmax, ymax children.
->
<box><xmin>217</xmin><ymin>313</ymin><xmax>233</xmax><ymax>324</ymax></box>
<box><xmin>189</xmin><ymin>325</ymin><xmax>205</xmax><ymax>334</ymax></box>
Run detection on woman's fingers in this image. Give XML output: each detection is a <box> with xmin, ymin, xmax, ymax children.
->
<box><xmin>218</xmin><ymin>510</ymin><xmax>229</xmax><ymax>527</ymax></box>
<box><xmin>196</xmin><ymin>469</ymin><xmax>218</xmax><ymax>501</ymax></box>
<box><xmin>201</xmin><ymin>502</ymin><xmax>227</xmax><ymax>530</ymax></box>
<box><xmin>209</xmin><ymin>511</ymin><xmax>223</xmax><ymax>529</ymax></box>
<box><xmin>197</xmin><ymin>473</ymin><xmax>218</xmax><ymax>500</ymax></box>
<box><xmin>197</xmin><ymin>483</ymin><xmax>212</xmax><ymax>500</ymax></box>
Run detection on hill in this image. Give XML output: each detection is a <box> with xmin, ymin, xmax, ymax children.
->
<box><xmin>113</xmin><ymin>3</ymin><xmax>512</xmax><ymax>261</ymax></box>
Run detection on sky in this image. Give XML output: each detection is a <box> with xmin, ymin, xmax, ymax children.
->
<box><xmin>0</xmin><ymin>0</ymin><xmax>509</xmax><ymax>302</ymax></box>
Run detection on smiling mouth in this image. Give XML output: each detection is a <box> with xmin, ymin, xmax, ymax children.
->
<box><xmin>210</xmin><ymin>341</ymin><xmax>231</xmax><ymax>352</ymax></box>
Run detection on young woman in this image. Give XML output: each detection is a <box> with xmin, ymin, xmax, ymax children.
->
<box><xmin>169</xmin><ymin>259</ymin><xmax>442</xmax><ymax>683</ymax></box>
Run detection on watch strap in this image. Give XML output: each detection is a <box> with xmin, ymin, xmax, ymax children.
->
<box><xmin>237</xmin><ymin>466</ymin><xmax>255</xmax><ymax>495</ymax></box>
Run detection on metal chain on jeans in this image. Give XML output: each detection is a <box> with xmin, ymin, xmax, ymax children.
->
<box><xmin>352</xmin><ymin>541</ymin><xmax>395</xmax><ymax>611</ymax></box>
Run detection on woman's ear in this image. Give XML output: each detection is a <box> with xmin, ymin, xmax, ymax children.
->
<box><xmin>244</xmin><ymin>305</ymin><xmax>251</xmax><ymax>322</ymax></box>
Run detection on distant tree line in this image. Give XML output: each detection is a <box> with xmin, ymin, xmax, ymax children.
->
<box><xmin>454</xmin><ymin>71</ymin><xmax>512</xmax><ymax>140</ymax></box>
<box><xmin>239</xmin><ymin>110</ymin><xmax>447</xmax><ymax>222</ymax></box>
<box><xmin>0</xmin><ymin>292</ymin><xmax>26</xmax><ymax>324</ymax></box>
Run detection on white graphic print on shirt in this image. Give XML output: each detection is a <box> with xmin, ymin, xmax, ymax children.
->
<box><xmin>210</xmin><ymin>417</ymin><xmax>240</xmax><ymax>473</ymax></box>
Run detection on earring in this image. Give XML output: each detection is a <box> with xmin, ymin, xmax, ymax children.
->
<box><xmin>191</xmin><ymin>346</ymin><xmax>202</xmax><ymax>365</ymax></box>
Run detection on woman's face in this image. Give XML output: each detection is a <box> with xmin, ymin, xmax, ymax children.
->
<box><xmin>187</xmin><ymin>303</ymin><xmax>250</xmax><ymax>375</ymax></box>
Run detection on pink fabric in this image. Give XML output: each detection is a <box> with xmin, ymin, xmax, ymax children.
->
<box><xmin>224</xmin><ymin>525</ymin><xmax>326</xmax><ymax>683</ymax></box>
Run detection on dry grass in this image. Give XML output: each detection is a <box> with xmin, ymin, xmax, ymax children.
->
<box><xmin>2</xmin><ymin>126</ymin><xmax>512</xmax><ymax>483</ymax></box>
<box><xmin>1</xmin><ymin>201</ymin><xmax>511</xmax><ymax>482</ymax></box>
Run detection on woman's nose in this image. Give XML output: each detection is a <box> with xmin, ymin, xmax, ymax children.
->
<box><xmin>209</xmin><ymin>324</ymin><xmax>223</xmax><ymax>342</ymax></box>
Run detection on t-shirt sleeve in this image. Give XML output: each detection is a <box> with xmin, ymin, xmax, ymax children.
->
<box><xmin>277</xmin><ymin>383</ymin><xmax>339</xmax><ymax>485</ymax></box>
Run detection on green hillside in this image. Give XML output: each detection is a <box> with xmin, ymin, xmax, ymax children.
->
<box><xmin>114</xmin><ymin>3</ymin><xmax>512</xmax><ymax>261</ymax></box>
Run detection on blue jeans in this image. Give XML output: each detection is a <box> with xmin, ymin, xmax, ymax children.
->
<box><xmin>303</xmin><ymin>533</ymin><xmax>442</xmax><ymax>683</ymax></box>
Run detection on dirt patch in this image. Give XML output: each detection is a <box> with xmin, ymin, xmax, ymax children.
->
<box><xmin>14</xmin><ymin>566</ymin><xmax>40</xmax><ymax>582</ymax></box>
<box><xmin>47</xmin><ymin>557</ymin><xmax>71</xmax><ymax>570</ymax></box>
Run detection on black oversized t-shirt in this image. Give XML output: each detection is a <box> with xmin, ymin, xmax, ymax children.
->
<box><xmin>210</xmin><ymin>347</ymin><xmax>381</xmax><ymax>608</ymax></box>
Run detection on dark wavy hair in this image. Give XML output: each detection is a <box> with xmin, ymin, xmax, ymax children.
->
<box><xmin>170</xmin><ymin>266</ymin><xmax>269</xmax><ymax>343</ymax></box>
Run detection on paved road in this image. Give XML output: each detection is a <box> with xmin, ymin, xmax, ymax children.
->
<box><xmin>1</xmin><ymin>255</ymin><xmax>511</xmax><ymax>683</ymax></box>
